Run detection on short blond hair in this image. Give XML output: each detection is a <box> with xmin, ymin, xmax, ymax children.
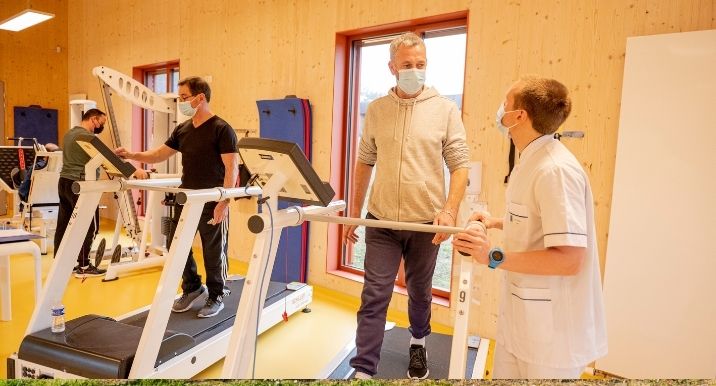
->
<box><xmin>514</xmin><ymin>76</ymin><xmax>572</xmax><ymax>135</ymax></box>
<box><xmin>389</xmin><ymin>32</ymin><xmax>425</xmax><ymax>61</ymax></box>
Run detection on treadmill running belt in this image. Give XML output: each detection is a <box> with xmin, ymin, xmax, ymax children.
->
<box><xmin>328</xmin><ymin>326</ymin><xmax>479</xmax><ymax>379</ymax></box>
<box><xmin>123</xmin><ymin>278</ymin><xmax>289</xmax><ymax>344</ymax></box>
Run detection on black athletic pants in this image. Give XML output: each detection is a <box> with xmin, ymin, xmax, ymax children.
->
<box><xmin>167</xmin><ymin>201</ymin><xmax>229</xmax><ymax>301</ymax></box>
<box><xmin>54</xmin><ymin>177</ymin><xmax>99</xmax><ymax>267</ymax></box>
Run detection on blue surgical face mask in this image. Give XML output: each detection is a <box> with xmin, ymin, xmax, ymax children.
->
<box><xmin>496</xmin><ymin>103</ymin><xmax>520</xmax><ymax>136</ymax></box>
<box><xmin>178</xmin><ymin>100</ymin><xmax>197</xmax><ymax>117</ymax></box>
<box><xmin>397</xmin><ymin>69</ymin><xmax>426</xmax><ymax>96</ymax></box>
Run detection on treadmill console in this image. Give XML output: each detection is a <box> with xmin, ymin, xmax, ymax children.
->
<box><xmin>237</xmin><ymin>137</ymin><xmax>334</xmax><ymax>206</ymax></box>
<box><xmin>76</xmin><ymin>135</ymin><xmax>136</xmax><ymax>178</ymax></box>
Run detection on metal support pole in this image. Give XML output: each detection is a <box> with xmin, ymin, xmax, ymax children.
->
<box><xmin>24</xmin><ymin>191</ymin><xmax>103</xmax><ymax>335</ymax></box>
<box><xmin>222</xmin><ymin>195</ymin><xmax>282</xmax><ymax>378</ymax></box>
<box><xmin>128</xmin><ymin>201</ymin><xmax>204</xmax><ymax>378</ymax></box>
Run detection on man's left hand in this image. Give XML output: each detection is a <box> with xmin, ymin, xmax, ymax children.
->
<box><xmin>210</xmin><ymin>200</ymin><xmax>229</xmax><ymax>226</ymax></box>
<box><xmin>432</xmin><ymin>210</ymin><xmax>455</xmax><ymax>244</ymax></box>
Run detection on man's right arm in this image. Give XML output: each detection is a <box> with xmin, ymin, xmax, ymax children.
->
<box><xmin>115</xmin><ymin>144</ymin><xmax>177</xmax><ymax>164</ymax></box>
<box><xmin>350</xmin><ymin>162</ymin><xmax>373</xmax><ymax>218</ymax></box>
<box><xmin>343</xmin><ymin>161</ymin><xmax>373</xmax><ymax>244</ymax></box>
<box><xmin>343</xmin><ymin>103</ymin><xmax>377</xmax><ymax>244</ymax></box>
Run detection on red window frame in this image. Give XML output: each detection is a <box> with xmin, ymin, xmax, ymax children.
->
<box><xmin>330</xmin><ymin>12</ymin><xmax>469</xmax><ymax>301</ymax></box>
<box><xmin>131</xmin><ymin>60</ymin><xmax>179</xmax><ymax>215</ymax></box>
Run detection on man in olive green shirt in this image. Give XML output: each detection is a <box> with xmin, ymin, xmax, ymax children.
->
<box><xmin>54</xmin><ymin>109</ymin><xmax>147</xmax><ymax>278</ymax></box>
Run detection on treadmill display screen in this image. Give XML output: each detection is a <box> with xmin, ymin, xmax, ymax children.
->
<box><xmin>238</xmin><ymin>137</ymin><xmax>335</xmax><ymax>206</ymax></box>
<box><xmin>76</xmin><ymin>135</ymin><xmax>136</xmax><ymax>178</ymax></box>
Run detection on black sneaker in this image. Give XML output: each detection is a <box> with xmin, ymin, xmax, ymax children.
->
<box><xmin>172</xmin><ymin>285</ymin><xmax>207</xmax><ymax>312</ymax></box>
<box><xmin>73</xmin><ymin>264</ymin><xmax>107</xmax><ymax>278</ymax></box>
<box><xmin>72</xmin><ymin>265</ymin><xmax>80</xmax><ymax>273</ymax></box>
<box><xmin>407</xmin><ymin>344</ymin><xmax>429</xmax><ymax>379</ymax></box>
<box><xmin>197</xmin><ymin>298</ymin><xmax>224</xmax><ymax>318</ymax></box>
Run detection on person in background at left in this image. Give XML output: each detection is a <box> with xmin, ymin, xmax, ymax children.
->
<box><xmin>55</xmin><ymin>109</ymin><xmax>148</xmax><ymax>279</ymax></box>
<box><xmin>14</xmin><ymin>142</ymin><xmax>60</xmax><ymax>204</ymax></box>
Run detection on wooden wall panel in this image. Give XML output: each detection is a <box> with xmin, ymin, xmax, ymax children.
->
<box><xmin>65</xmin><ymin>0</ymin><xmax>715</xmax><ymax>340</ymax></box>
<box><xmin>68</xmin><ymin>0</ymin><xmax>180</xmax><ymax>218</ymax></box>
<box><xmin>0</xmin><ymin>0</ymin><xmax>68</xmax><ymax>143</ymax></box>
<box><xmin>0</xmin><ymin>0</ymin><xmax>68</xmax><ymax>216</ymax></box>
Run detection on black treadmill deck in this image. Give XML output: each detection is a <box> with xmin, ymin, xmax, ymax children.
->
<box><xmin>328</xmin><ymin>326</ymin><xmax>480</xmax><ymax>379</ymax></box>
<box><xmin>17</xmin><ymin>278</ymin><xmax>294</xmax><ymax>378</ymax></box>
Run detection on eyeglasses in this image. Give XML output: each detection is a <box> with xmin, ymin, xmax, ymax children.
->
<box><xmin>178</xmin><ymin>94</ymin><xmax>196</xmax><ymax>102</ymax></box>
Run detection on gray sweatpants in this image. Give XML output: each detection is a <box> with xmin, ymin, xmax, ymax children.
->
<box><xmin>349</xmin><ymin>213</ymin><xmax>440</xmax><ymax>376</ymax></box>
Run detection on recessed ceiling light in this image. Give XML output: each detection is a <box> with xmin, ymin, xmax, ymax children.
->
<box><xmin>0</xmin><ymin>9</ymin><xmax>54</xmax><ymax>32</ymax></box>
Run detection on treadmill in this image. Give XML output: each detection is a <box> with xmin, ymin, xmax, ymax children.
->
<box><xmin>8</xmin><ymin>136</ymin><xmax>313</xmax><ymax>379</ymax></box>
<box><xmin>219</xmin><ymin>138</ymin><xmax>487</xmax><ymax>379</ymax></box>
<box><xmin>12</xmin><ymin>278</ymin><xmax>309</xmax><ymax>379</ymax></box>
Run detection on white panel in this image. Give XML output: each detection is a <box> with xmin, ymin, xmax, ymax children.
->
<box><xmin>466</xmin><ymin>161</ymin><xmax>482</xmax><ymax>195</ymax></box>
<box><xmin>598</xmin><ymin>29</ymin><xmax>716</xmax><ymax>378</ymax></box>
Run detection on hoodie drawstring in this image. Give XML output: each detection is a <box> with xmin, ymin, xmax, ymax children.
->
<box><xmin>393</xmin><ymin>101</ymin><xmax>400</xmax><ymax>141</ymax></box>
<box><xmin>406</xmin><ymin>99</ymin><xmax>417</xmax><ymax>139</ymax></box>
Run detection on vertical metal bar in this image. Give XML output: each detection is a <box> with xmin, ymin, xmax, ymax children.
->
<box><xmin>222</xmin><ymin>196</ymin><xmax>282</xmax><ymax>378</ymax></box>
<box><xmin>137</xmin><ymin>189</ymin><xmax>155</xmax><ymax>260</ymax></box>
<box><xmin>99</xmin><ymin>81</ymin><xmax>141</xmax><ymax>243</ymax></box>
<box><xmin>25</xmin><ymin>191</ymin><xmax>103</xmax><ymax>335</ymax></box>
<box><xmin>128</xmin><ymin>201</ymin><xmax>203</xmax><ymax>378</ymax></box>
<box><xmin>448</xmin><ymin>254</ymin><xmax>473</xmax><ymax>378</ymax></box>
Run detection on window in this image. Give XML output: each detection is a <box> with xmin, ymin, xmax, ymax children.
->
<box><xmin>132</xmin><ymin>61</ymin><xmax>179</xmax><ymax>215</ymax></box>
<box><xmin>143</xmin><ymin>65</ymin><xmax>180</xmax><ymax>154</ymax></box>
<box><xmin>336</xmin><ymin>17</ymin><xmax>467</xmax><ymax>299</ymax></box>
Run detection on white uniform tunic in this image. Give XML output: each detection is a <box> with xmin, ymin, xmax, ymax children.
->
<box><xmin>496</xmin><ymin>135</ymin><xmax>607</xmax><ymax>368</ymax></box>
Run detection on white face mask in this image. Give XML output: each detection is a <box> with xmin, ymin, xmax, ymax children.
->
<box><xmin>178</xmin><ymin>100</ymin><xmax>197</xmax><ymax>117</ymax></box>
<box><xmin>397</xmin><ymin>69</ymin><xmax>426</xmax><ymax>96</ymax></box>
<box><xmin>496</xmin><ymin>103</ymin><xmax>521</xmax><ymax>136</ymax></box>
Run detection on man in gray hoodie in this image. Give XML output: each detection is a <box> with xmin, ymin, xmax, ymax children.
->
<box><xmin>343</xmin><ymin>32</ymin><xmax>470</xmax><ymax>379</ymax></box>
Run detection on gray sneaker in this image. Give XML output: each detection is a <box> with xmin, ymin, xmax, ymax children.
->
<box><xmin>197</xmin><ymin>298</ymin><xmax>224</xmax><ymax>318</ymax></box>
<box><xmin>172</xmin><ymin>285</ymin><xmax>207</xmax><ymax>312</ymax></box>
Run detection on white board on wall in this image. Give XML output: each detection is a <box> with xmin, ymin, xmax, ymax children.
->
<box><xmin>597</xmin><ymin>29</ymin><xmax>716</xmax><ymax>378</ymax></box>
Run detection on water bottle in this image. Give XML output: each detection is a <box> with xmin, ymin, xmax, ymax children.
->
<box><xmin>51</xmin><ymin>304</ymin><xmax>65</xmax><ymax>333</ymax></box>
<box><xmin>458</xmin><ymin>220</ymin><xmax>486</xmax><ymax>256</ymax></box>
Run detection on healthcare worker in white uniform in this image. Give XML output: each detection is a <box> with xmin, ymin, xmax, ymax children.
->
<box><xmin>453</xmin><ymin>75</ymin><xmax>607</xmax><ymax>379</ymax></box>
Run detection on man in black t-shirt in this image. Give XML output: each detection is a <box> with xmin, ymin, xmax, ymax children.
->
<box><xmin>115</xmin><ymin>77</ymin><xmax>238</xmax><ymax>318</ymax></box>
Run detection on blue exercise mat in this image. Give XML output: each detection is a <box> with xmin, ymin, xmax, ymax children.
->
<box><xmin>14</xmin><ymin>105</ymin><xmax>58</xmax><ymax>145</ymax></box>
<box><xmin>257</xmin><ymin>97</ymin><xmax>312</xmax><ymax>283</ymax></box>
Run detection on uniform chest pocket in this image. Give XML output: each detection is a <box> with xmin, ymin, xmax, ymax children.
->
<box><xmin>507</xmin><ymin>202</ymin><xmax>529</xmax><ymax>225</ymax></box>
<box><xmin>509</xmin><ymin>283</ymin><xmax>554</xmax><ymax>345</ymax></box>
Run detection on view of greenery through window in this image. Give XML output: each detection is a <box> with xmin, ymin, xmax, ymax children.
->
<box><xmin>344</xmin><ymin>28</ymin><xmax>467</xmax><ymax>291</ymax></box>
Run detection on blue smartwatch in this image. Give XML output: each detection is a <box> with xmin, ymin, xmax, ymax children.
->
<box><xmin>488</xmin><ymin>247</ymin><xmax>505</xmax><ymax>269</ymax></box>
